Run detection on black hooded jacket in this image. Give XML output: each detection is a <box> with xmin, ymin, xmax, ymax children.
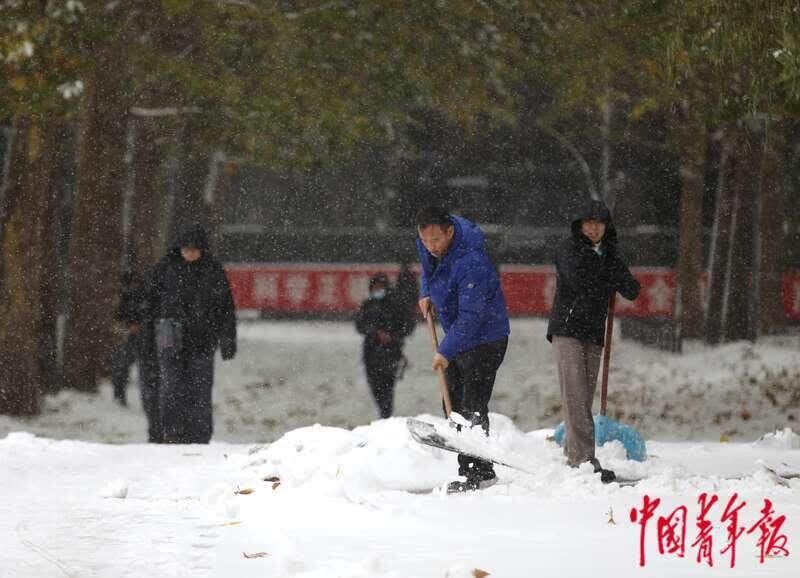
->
<box><xmin>142</xmin><ymin>225</ymin><xmax>237</xmax><ymax>358</ymax></box>
<box><xmin>546</xmin><ymin>200</ymin><xmax>640</xmax><ymax>346</ymax></box>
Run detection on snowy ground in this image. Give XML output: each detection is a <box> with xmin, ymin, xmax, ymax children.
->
<box><xmin>2</xmin><ymin>318</ymin><xmax>799</xmax><ymax>444</ymax></box>
<box><xmin>2</xmin><ymin>319</ymin><xmax>800</xmax><ymax>577</ymax></box>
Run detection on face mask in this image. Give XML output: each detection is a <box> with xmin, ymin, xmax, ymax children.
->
<box><xmin>371</xmin><ymin>289</ymin><xmax>386</xmax><ymax>299</ymax></box>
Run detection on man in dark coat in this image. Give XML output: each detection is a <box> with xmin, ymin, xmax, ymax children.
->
<box><xmin>547</xmin><ymin>199</ymin><xmax>640</xmax><ymax>483</ymax></box>
<box><xmin>142</xmin><ymin>224</ymin><xmax>237</xmax><ymax>444</ymax></box>
<box><xmin>355</xmin><ymin>273</ymin><xmax>415</xmax><ymax>419</ymax></box>
<box><xmin>416</xmin><ymin>206</ymin><xmax>510</xmax><ymax>493</ymax></box>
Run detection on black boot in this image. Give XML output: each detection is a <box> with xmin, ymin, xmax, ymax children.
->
<box><xmin>447</xmin><ymin>475</ymin><xmax>497</xmax><ymax>493</ymax></box>
<box><xmin>589</xmin><ymin>458</ymin><xmax>616</xmax><ymax>484</ymax></box>
<box><xmin>447</xmin><ymin>467</ymin><xmax>497</xmax><ymax>493</ymax></box>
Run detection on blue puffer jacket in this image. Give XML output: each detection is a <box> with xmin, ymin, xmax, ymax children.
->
<box><xmin>417</xmin><ymin>215</ymin><xmax>510</xmax><ymax>359</ymax></box>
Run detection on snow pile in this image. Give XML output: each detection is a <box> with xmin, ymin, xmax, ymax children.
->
<box><xmin>756</xmin><ymin>427</ymin><xmax>800</xmax><ymax>449</ymax></box>
<box><xmin>240</xmin><ymin>418</ymin><xmax>453</xmax><ymax>495</ymax></box>
<box><xmin>100</xmin><ymin>479</ymin><xmax>129</xmax><ymax>499</ymax></box>
<box><xmin>2</xmin><ymin>420</ymin><xmax>799</xmax><ymax>577</ymax></box>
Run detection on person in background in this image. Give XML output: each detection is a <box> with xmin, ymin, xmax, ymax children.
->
<box><xmin>111</xmin><ymin>271</ymin><xmax>143</xmax><ymax>407</ymax></box>
<box><xmin>136</xmin><ymin>280</ymin><xmax>162</xmax><ymax>443</ymax></box>
<box><xmin>416</xmin><ymin>205</ymin><xmax>510</xmax><ymax>493</ymax></box>
<box><xmin>141</xmin><ymin>224</ymin><xmax>237</xmax><ymax>444</ymax></box>
<box><xmin>546</xmin><ymin>199</ymin><xmax>640</xmax><ymax>483</ymax></box>
<box><xmin>355</xmin><ymin>273</ymin><xmax>415</xmax><ymax>419</ymax></box>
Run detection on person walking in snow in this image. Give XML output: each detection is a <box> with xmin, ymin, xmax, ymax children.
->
<box><xmin>355</xmin><ymin>273</ymin><xmax>415</xmax><ymax>419</ymax></box>
<box><xmin>547</xmin><ymin>199</ymin><xmax>640</xmax><ymax>483</ymax></box>
<box><xmin>141</xmin><ymin>224</ymin><xmax>237</xmax><ymax>444</ymax></box>
<box><xmin>416</xmin><ymin>206</ymin><xmax>510</xmax><ymax>492</ymax></box>
<box><xmin>111</xmin><ymin>271</ymin><xmax>143</xmax><ymax>407</ymax></box>
<box><xmin>111</xmin><ymin>268</ymin><xmax>162</xmax><ymax>441</ymax></box>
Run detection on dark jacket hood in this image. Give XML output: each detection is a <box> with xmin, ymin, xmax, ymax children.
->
<box><xmin>167</xmin><ymin>224</ymin><xmax>212</xmax><ymax>262</ymax></box>
<box><xmin>570</xmin><ymin>199</ymin><xmax>617</xmax><ymax>248</ymax></box>
<box><xmin>176</xmin><ymin>224</ymin><xmax>210</xmax><ymax>251</ymax></box>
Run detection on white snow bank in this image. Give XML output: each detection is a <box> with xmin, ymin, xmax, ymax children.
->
<box><xmin>239</xmin><ymin>415</ymin><xmax>800</xmax><ymax>499</ymax></box>
<box><xmin>2</xmin><ymin>421</ymin><xmax>799</xmax><ymax>578</ymax></box>
<box><xmin>756</xmin><ymin>427</ymin><xmax>800</xmax><ymax>449</ymax></box>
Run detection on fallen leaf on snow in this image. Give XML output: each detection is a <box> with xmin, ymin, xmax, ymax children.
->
<box><xmin>235</xmin><ymin>487</ymin><xmax>254</xmax><ymax>495</ymax></box>
<box><xmin>473</xmin><ymin>570</ymin><xmax>490</xmax><ymax>578</ymax></box>
<box><xmin>272</xmin><ymin>482</ymin><xmax>281</xmax><ymax>490</ymax></box>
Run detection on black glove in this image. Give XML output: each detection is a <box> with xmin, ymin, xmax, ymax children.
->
<box><xmin>220</xmin><ymin>337</ymin><xmax>237</xmax><ymax>360</ymax></box>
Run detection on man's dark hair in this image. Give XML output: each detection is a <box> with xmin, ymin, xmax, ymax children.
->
<box><xmin>415</xmin><ymin>206</ymin><xmax>452</xmax><ymax>229</ymax></box>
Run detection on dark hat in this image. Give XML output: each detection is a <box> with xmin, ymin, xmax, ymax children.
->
<box><xmin>369</xmin><ymin>273</ymin><xmax>390</xmax><ymax>291</ymax></box>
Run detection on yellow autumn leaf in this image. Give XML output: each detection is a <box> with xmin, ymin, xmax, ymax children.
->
<box><xmin>10</xmin><ymin>76</ymin><xmax>27</xmax><ymax>91</ymax></box>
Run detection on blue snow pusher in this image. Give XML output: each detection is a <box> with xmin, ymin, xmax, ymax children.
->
<box><xmin>552</xmin><ymin>414</ymin><xmax>647</xmax><ymax>462</ymax></box>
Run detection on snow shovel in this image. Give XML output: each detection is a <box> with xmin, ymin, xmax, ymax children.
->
<box><xmin>425</xmin><ymin>310</ymin><xmax>453</xmax><ymax>417</ymax></box>
<box><xmin>553</xmin><ymin>293</ymin><xmax>647</xmax><ymax>461</ymax></box>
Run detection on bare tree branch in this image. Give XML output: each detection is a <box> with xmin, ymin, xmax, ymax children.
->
<box><xmin>534</xmin><ymin>119</ymin><xmax>599</xmax><ymax>200</ymax></box>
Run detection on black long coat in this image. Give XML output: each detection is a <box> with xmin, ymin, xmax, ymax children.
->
<box><xmin>142</xmin><ymin>237</ymin><xmax>236</xmax><ymax>358</ymax></box>
<box><xmin>546</xmin><ymin>200</ymin><xmax>641</xmax><ymax>346</ymax></box>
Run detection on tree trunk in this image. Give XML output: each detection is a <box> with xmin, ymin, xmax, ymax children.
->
<box><xmin>39</xmin><ymin>124</ymin><xmax>71</xmax><ymax>394</ymax></box>
<box><xmin>164</xmin><ymin>122</ymin><xmax>205</xmax><ymax>243</ymax></box>
<box><xmin>0</xmin><ymin>116</ymin><xmax>60</xmax><ymax>415</ymax></box>
<box><xmin>130</xmin><ymin>118</ymin><xmax>168</xmax><ymax>276</ymax></box>
<box><xmin>705</xmin><ymin>131</ymin><xmax>735</xmax><ymax>345</ymax></box>
<box><xmin>61</xmin><ymin>42</ymin><xmax>129</xmax><ymax>391</ymax></box>
<box><xmin>758</xmin><ymin>121</ymin><xmax>787</xmax><ymax>335</ymax></box>
<box><xmin>205</xmin><ymin>151</ymin><xmax>233</xmax><ymax>254</ymax></box>
<box><xmin>723</xmin><ymin>127</ymin><xmax>763</xmax><ymax>342</ymax></box>
<box><xmin>670</xmin><ymin>108</ymin><xmax>706</xmax><ymax>342</ymax></box>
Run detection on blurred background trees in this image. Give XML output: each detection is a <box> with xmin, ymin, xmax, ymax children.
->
<box><xmin>1</xmin><ymin>0</ymin><xmax>799</xmax><ymax>414</ymax></box>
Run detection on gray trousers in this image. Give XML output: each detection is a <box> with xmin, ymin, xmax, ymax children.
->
<box><xmin>552</xmin><ymin>336</ymin><xmax>603</xmax><ymax>466</ymax></box>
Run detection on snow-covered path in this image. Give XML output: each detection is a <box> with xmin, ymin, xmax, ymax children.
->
<box><xmin>2</xmin><ymin>319</ymin><xmax>799</xmax><ymax>444</ymax></box>
<box><xmin>2</xmin><ymin>319</ymin><xmax>800</xmax><ymax>577</ymax></box>
<box><xmin>2</xmin><ymin>422</ymin><xmax>799</xmax><ymax>578</ymax></box>
<box><xmin>2</xmin><ymin>435</ymin><xmax>243</xmax><ymax>577</ymax></box>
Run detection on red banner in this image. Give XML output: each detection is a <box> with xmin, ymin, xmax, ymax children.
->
<box><xmin>225</xmin><ymin>263</ymin><xmax>800</xmax><ymax>319</ymax></box>
<box><xmin>784</xmin><ymin>273</ymin><xmax>800</xmax><ymax>320</ymax></box>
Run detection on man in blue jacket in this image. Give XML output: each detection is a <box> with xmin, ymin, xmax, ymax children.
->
<box><xmin>416</xmin><ymin>206</ymin><xmax>510</xmax><ymax>492</ymax></box>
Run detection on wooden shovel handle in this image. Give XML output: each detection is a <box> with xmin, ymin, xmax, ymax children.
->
<box><xmin>600</xmin><ymin>293</ymin><xmax>616</xmax><ymax>416</ymax></box>
<box><xmin>426</xmin><ymin>312</ymin><xmax>453</xmax><ymax>417</ymax></box>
